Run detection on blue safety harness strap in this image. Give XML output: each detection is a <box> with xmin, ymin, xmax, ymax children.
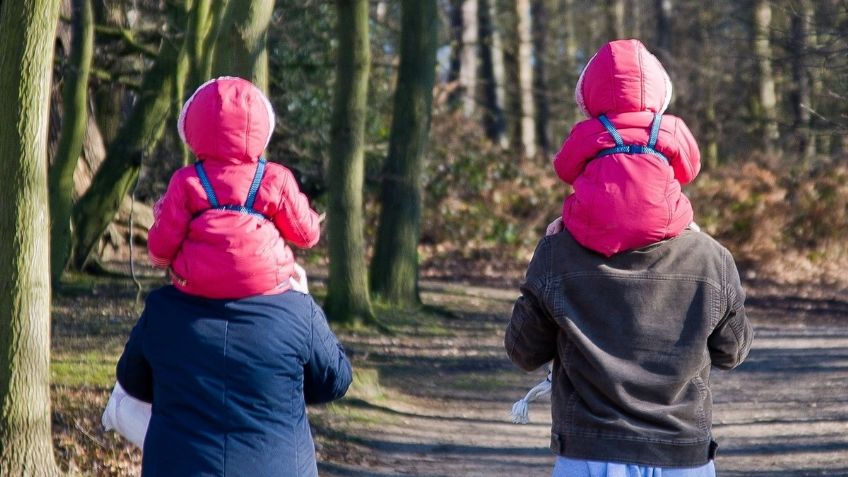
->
<box><xmin>595</xmin><ymin>113</ymin><xmax>669</xmax><ymax>164</ymax></box>
<box><xmin>194</xmin><ymin>158</ymin><xmax>270</xmax><ymax>220</ymax></box>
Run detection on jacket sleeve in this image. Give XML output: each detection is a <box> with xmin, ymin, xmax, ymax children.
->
<box><xmin>504</xmin><ymin>239</ymin><xmax>558</xmax><ymax>372</ymax></box>
<box><xmin>552</xmin><ymin>119</ymin><xmax>599</xmax><ymax>185</ymax></box>
<box><xmin>303</xmin><ymin>299</ymin><xmax>352</xmax><ymax>404</ymax></box>
<box><xmin>116</xmin><ymin>311</ymin><xmax>153</xmax><ymax>403</ymax></box>
<box><xmin>708</xmin><ymin>250</ymin><xmax>754</xmax><ymax>370</ymax></box>
<box><xmin>274</xmin><ymin>167</ymin><xmax>321</xmax><ymax>249</ymax></box>
<box><xmin>660</xmin><ymin>116</ymin><xmax>701</xmax><ymax>186</ymax></box>
<box><xmin>147</xmin><ymin>171</ymin><xmax>193</xmax><ymax>268</ymax></box>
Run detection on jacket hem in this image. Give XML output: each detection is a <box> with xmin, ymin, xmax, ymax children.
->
<box><xmin>550</xmin><ymin>432</ymin><xmax>716</xmax><ymax>468</ymax></box>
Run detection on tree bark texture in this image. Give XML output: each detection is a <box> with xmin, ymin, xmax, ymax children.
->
<box><xmin>790</xmin><ymin>0</ymin><xmax>815</xmax><ymax>162</ymax></box>
<box><xmin>0</xmin><ymin>0</ymin><xmax>63</xmax><ymax>474</ymax></box>
<box><xmin>71</xmin><ymin>12</ymin><xmax>190</xmax><ymax>270</ymax></box>
<box><xmin>459</xmin><ymin>0</ymin><xmax>478</xmax><ymax>117</ymax></box>
<box><xmin>325</xmin><ymin>0</ymin><xmax>375</xmax><ymax>324</ymax></box>
<box><xmin>212</xmin><ymin>0</ymin><xmax>273</xmax><ymax>92</ymax></box>
<box><xmin>753</xmin><ymin>0</ymin><xmax>779</xmax><ymax>152</ymax></box>
<box><xmin>478</xmin><ymin>0</ymin><xmax>508</xmax><ymax>147</ymax></box>
<box><xmin>50</xmin><ymin>0</ymin><xmax>93</xmax><ymax>287</ymax></box>
<box><xmin>531</xmin><ymin>0</ymin><xmax>549</xmax><ymax>154</ymax></box>
<box><xmin>514</xmin><ymin>0</ymin><xmax>537</xmax><ymax>158</ymax></box>
<box><xmin>370</xmin><ymin>0</ymin><xmax>439</xmax><ymax>307</ymax></box>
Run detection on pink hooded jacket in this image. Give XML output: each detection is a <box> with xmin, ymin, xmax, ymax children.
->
<box><xmin>554</xmin><ymin>39</ymin><xmax>701</xmax><ymax>256</ymax></box>
<box><xmin>147</xmin><ymin>77</ymin><xmax>320</xmax><ymax>299</ymax></box>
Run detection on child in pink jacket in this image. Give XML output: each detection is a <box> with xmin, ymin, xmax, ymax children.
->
<box><xmin>553</xmin><ymin>39</ymin><xmax>701</xmax><ymax>256</ymax></box>
<box><xmin>147</xmin><ymin>77</ymin><xmax>321</xmax><ymax>299</ymax></box>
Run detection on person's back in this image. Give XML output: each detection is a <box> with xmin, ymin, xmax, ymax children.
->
<box><xmin>505</xmin><ymin>229</ymin><xmax>753</xmax><ymax>469</ymax></box>
<box><xmin>117</xmin><ymin>286</ymin><xmax>351</xmax><ymax>477</ymax></box>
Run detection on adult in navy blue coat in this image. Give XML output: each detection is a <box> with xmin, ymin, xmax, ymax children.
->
<box><xmin>116</xmin><ymin>285</ymin><xmax>352</xmax><ymax>477</ymax></box>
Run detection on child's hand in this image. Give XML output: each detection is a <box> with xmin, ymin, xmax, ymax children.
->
<box><xmin>290</xmin><ymin>263</ymin><xmax>309</xmax><ymax>293</ymax></box>
<box><xmin>545</xmin><ymin>218</ymin><xmax>564</xmax><ymax>236</ymax></box>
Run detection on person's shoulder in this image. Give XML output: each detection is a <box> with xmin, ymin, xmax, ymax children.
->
<box><xmin>672</xmin><ymin>228</ymin><xmax>734</xmax><ymax>261</ymax></box>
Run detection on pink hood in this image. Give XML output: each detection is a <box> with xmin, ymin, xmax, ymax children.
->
<box><xmin>178</xmin><ymin>77</ymin><xmax>275</xmax><ymax>164</ymax></box>
<box><xmin>575</xmin><ymin>39</ymin><xmax>672</xmax><ymax>118</ymax></box>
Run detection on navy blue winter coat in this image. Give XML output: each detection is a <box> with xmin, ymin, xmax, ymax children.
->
<box><xmin>116</xmin><ymin>286</ymin><xmax>352</xmax><ymax>477</ymax></box>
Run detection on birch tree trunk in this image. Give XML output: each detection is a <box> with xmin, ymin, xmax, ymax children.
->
<box><xmin>325</xmin><ymin>0</ymin><xmax>375</xmax><ymax>324</ymax></box>
<box><xmin>370</xmin><ymin>0</ymin><xmax>439</xmax><ymax>307</ymax></box>
<box><xmin>753</xmin><ymin>0</ymin><xmax>779</xmax><ymax>153</ymax></box>
<box><xmin>212</xmin><ymin>0</ymin><xmax>273</xmax><ymax>92</ymax></box>
<box><xmin>514</xmin><ymin>0</ymin><xmax>537</xmax><ymax>158</ymax></box>
<box><xmin>50</xmin><ymin>0</ymin><xmax>93</xmax><ymax>287</ymax></box>
<box><xmin>656</xmin><ymin>0</ymin><xmax>673</xmax><ymax>65</ymax></box>
<box><xmin>0</xmin><ymin>0</ymin><xmax>63</xmax><ymax>474</ymax></box>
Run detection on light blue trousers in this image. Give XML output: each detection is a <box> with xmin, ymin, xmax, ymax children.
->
<box><xmin>552</xmin><ymin>457</ymin><xmax>716</xmax><ymax>477</ymax></box>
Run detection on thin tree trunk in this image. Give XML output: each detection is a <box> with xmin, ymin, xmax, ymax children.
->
<box><xmin>514</xmin><ymin>0</ymin><xmax>537</xmax><ymax>158</ymax></box>
<box><xmin>50</xmin><ymin>0</ymin><xmax>94</xmax><ymax>287</ymax></box>
<box><xmin>91</xmin><ymin>0</ymin><xmax>128</xmax><ymax>147</ymax></box>
<box><xmin>531</xmin><ymin>0</ymin><xmax>549</xmax><ymax>154</ymax></box>
<box><xmin>790</xmin><ymin>0</ymin><xmax>815</xmax><ymax>163</ymax></box>
<box><xmin>655</xmin><ymin>0</ymin><xmax>673</xmax><ymax>65</ymax></box>
<box><xmin>370</xmin><ymin>0</ymin><xmax>439</xmax><ymax>307</ymax></box>
<box><xmin>753</xmin><ymin>0</ymin><xmax>779</xmax><ymax>153</ymax></box>
<box><xmin>201</xmin><ymin>0</ymin><xmax>228</xmax><ymax>80</ymax></box>
<box><xmin>71</xmin><ymin>5</ymin><xmax>190</xmax><ymax>270</ymax></box>
<box><xmin>325</xmin><ymin>0</ymin><xmax>375</xmax><ymax>324</ymax></box>
<box><xmin>0</xmin><ymin>0</ymin><xmax>63</xmax><ymax>474</ymax></box>
<box><xmin>460</xmin><ymin>0</ymin><xmax>478</xmax><ymax>116</ymax></box>
<box><xmin>478</xmin><ymin>0</ymin><xmax>508</xmax><ymax>147</ymax></box>
<box><xmin>447</xmin><ymin>0</ymin><xmax>462</xmax><ymax>89</ymax></box>
<box><xmin>606</xmin><ymin>0</ymin><xmax>626</xmax><ymax>40</ymax></box>
<box><xmin>186</xmin><ymin>0</ymin><xmax>213</xmax><ymax>90</ymax></box>
<box><xmin>212</xmin><ymin>0</ymin><xmax>273</xmax><ymax>92</ymax></box>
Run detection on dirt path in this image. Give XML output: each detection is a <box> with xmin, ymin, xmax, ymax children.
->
<box><xmin>312</xmin><ymin>281</ymin><xmax>848</xmax><ymax>477</ymax></box>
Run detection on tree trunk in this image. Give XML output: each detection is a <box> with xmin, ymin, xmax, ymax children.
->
<box><xmin>370</xmin><ymin>0</ymin><xmax>439</xmax><ymax>307</ymax></box>
<box><xmin>447</xmin><ymin>0</ymin><xmax>462</xmax><ymax>89</ymax></box>
<box><xmin>186</xmin><ymin>0</ymin><xmax>214</xmax><ymax>90</ymax></box>
<box><xmin>655</xmin><ymin>0</ymin><xmax>673</xmax><ymax>65</ymax></box>
<box><xmin>325</xmin><ymin>0</ymin><xmax>375</xmax><ymax>324</ymax></box>
<box><xmin>531</xmin><ymin>0</ymin><xmax>549</xmax><ymax>155</ymax></box>
<box><xmin>0</xmin><ymin>0</ymin><xmax>63</xmax><ymax>475</ymax></box>
<box><xmin>606</xmin><ymin>0</ymin><xmax>626</xmax><ymax>40</ymax></box>
<box><xmin>201</xmin><ymin>0</ymin><xmax>228</xmax><ymax>80</ymax></box>
<box><xmin>753</xmin><ymin>0</ymin><xmax>779</xmax><ymax>153</ymax></box>
<box><xmin>212</xmin><ymin>0</ymin><xmax>273</xmax><ymax>92</ymax></box>
<box><xmin>50</xmin><ymin>0</ymin><xmax>94</xmax><ymax>287</ymax></box>
<box><xmin>459</xmin><ymin>0</ymin><xmax>478</xmax><ymax>117</ymax></box>
<box><xmin>790</xmin><ymin>0</ymin><xmax>815</xmax><ymax>163</ymax></box>
<box><xmin>478</xmin><ymin>0</ymin><xmax>508</xmax><ymax>147</ymax></box>
<box><xmin>91</xmin><ymin>0</ymin><xmax>128</xmax><ymax>147</ymax></box>
<box><xmin>514</xmin><ymin>0</ymin><xmax>537</xmax><ymax>158</ymax></box>
<box><xmin>71</xmin><ymin>5</ymin><xmax>190</xmax><ymax>270</ymax></box>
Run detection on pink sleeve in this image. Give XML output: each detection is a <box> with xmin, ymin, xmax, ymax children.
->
<box><xmin>146</xmin><ymin>171</ymin><xmax>193</xmax><ymax>268</ymax></box>
<box><xmin>552</xmin><ymin>119</ymin><xmax>605</xmax><ymax>185</ymax></box>
<box><xmin>663</xmin><ymin>116</ymin><xmax>701</xmax><ymax>185</ymax></box>
<box><xmin>274</xmin><ymin>168</ymin><xmax>321</xmax><ymax>249</ymax></box>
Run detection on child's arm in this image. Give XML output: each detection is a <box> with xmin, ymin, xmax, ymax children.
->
<box><xmin>274</xmin><ymin>167</ymin><xmax>321</xmax><ymax>248</ymax></box>
<box><xmin>147</xmin><ymin>171</ymin><xmax>193</xmax><ymax>268</ymax></box>
<box><xmin>552</xmin><ymin>119</ymin><xmax>603</xmax><ymax>184</ymax></box>
<box><xmin>656</xmin><ymin>115</ymin><xmax>701</xmax><ymax>185</ymax></box>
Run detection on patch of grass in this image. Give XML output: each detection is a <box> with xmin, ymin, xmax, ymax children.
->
<box><xmin>52</xmin><ymin>351</ymin><xmax>119</xmax><ymax>388</ymax></box>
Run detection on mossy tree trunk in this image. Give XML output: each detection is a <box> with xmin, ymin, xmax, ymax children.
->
<box><xmin>325</xmin><ymin>0</ymin><xmax>375</xmax><ymax>325</ymax></box>
<box><xmin>49</xmin><ymin>0</ymin><xmax>94</xmax><ymax>288</ymax></box>
<box><xmin>71</xmin><ymin>5</ymin><xmax>190</xmax><ymax>270</ymax></box>
<box><xmin>0</xmin><ymin>0</ymin><xmax>63</xmax><ymax>474</ymax></box>
<box><xmin>212</xmin><ymin>0</ymin><xmax>273</xmax><ymax>92</ymax></box>
<box><xmin>369</xmin><ymin>0</ymin><xmax>439</xmax><ymax>307</ymax></box>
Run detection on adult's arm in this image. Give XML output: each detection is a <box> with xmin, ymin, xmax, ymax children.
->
<box><xmin>116</xmin><ymin>311</ymin><xmax>154</xmax><ymax>403</ymax></box>
<box><xmin>708</xmin><ymin>250</ymin><xmax>754</xmax><ymax>369</ymax></box>
<box><xmin>505</xmin><ymin>239</ymin><xmax>558</xmax><ymax>372</ymax></box>
<box><xmin>303</xmin><ymin>300</ymin><xmax>352</xmax><ymax>404</ymax></box>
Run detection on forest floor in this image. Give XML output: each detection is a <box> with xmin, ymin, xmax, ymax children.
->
<box><xmin>50</xmin><ymin>271</ymin><xmax>848</xmax><ymax>476</ymax></box>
